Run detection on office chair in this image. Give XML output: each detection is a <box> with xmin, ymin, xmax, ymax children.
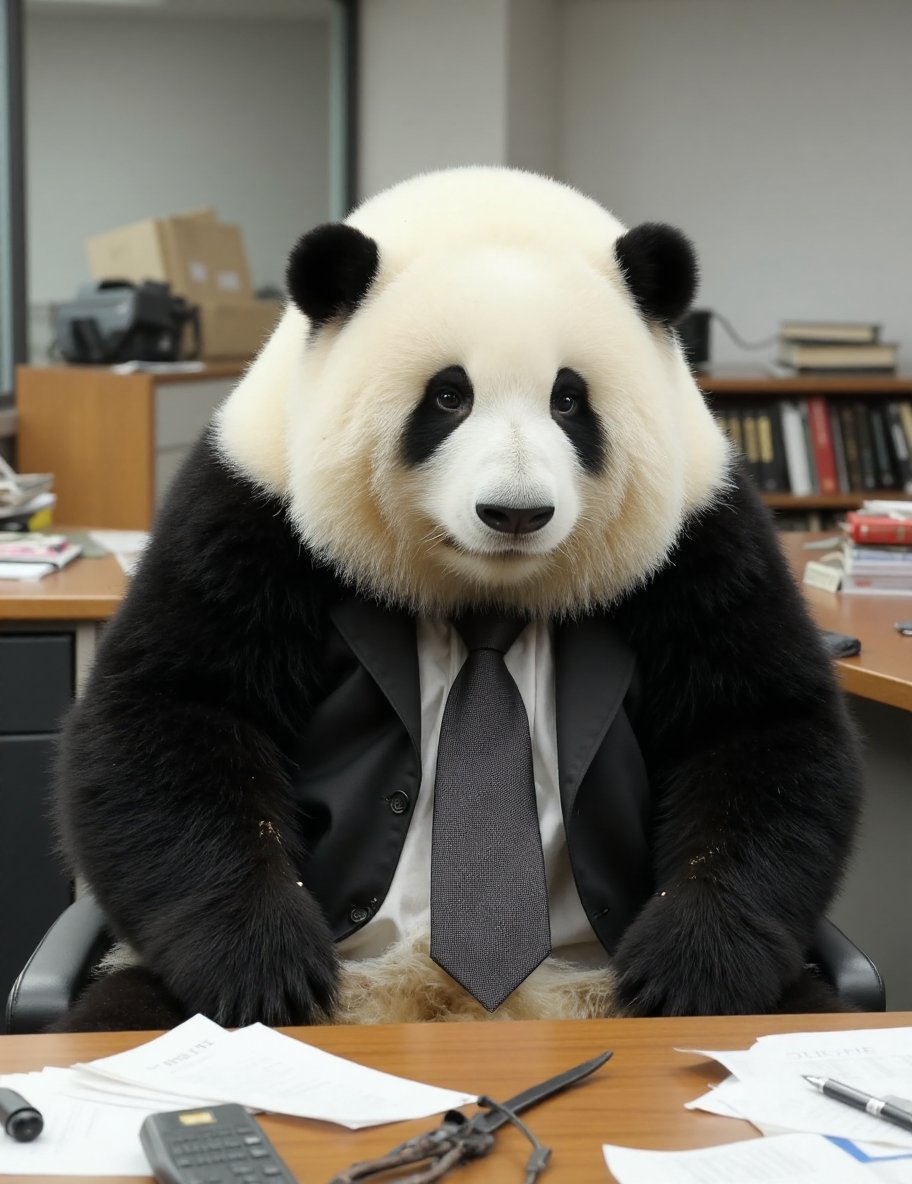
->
<box><xmin>5</xmin><ymin>893</ymin><xmax>885</xmax><ymax>1034</ymax></box>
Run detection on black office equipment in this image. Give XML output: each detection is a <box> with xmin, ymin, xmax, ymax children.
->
<box><xmin>54</xmin><ymin>280</ymin><xmax>200</xmax><ymax>365</ymax></box>
<box><xmin>140</xmin><ymin>1104</ymin><xmax>296</xmax><ymax>1184</ymax></box>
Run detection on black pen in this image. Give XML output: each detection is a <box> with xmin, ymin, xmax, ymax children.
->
<box><xmin>804</xmin><ymin>1075</ymin><xmax>912</xmax><ymax>1134</ymax></box>
<box><xmin>0</xmin><ymin>1088</ymin><xmax>43</xmax><ymax>1142</ymax></box>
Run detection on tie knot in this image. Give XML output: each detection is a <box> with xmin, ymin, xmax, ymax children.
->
<box><xmin>453</xmin><ymin>610</ymin><xmax>527</xmax><ymax>655</ymax></box>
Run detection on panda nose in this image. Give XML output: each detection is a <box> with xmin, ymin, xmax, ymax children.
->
<box><xmin>476</xmin><ymin>503</ymin><xmax>555</xmax><ymax>534</ymax></box>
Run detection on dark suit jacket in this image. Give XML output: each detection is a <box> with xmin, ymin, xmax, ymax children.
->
<box><xmin>295</xmin><ymin>594</ymin><xmax>653</xmax><ymax>953</ymax></box>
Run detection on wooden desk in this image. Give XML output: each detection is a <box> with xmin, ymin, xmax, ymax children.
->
<box><xmin>0</xmin><ymin>554</ymin><xmax>125</xmax><ymax>621</ymax></box>
<box><xmin>0</xmin><ymin>1012</ymin><xmax>906</xmax><ymax>1183</ymax></box>
<box><xmin>778</xmin><ymin>533</ymin><xmax>912</xmax><ymax>712</ymax></box>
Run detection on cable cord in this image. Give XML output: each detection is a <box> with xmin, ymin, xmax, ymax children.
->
<box><xmin>710</xmin><ymin>310</ymin><xmax>778</xmax><ymax>351</ymax></box>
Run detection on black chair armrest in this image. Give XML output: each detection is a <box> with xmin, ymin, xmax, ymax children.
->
<box><xmin>812</xmin><ymin>917</ymin><xmax>885</xmax><ymax>1012</ymax></box>
<box><xmin>5</xmin><ymin>894</ymin><xmax>111</xmax><ymax>1034</ymax></box>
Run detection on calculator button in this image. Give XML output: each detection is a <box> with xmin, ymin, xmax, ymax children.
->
<box><xmin>243</xmin><ymin>1135</ymin><xmax>262</xmax><ymax>1145</ymax></box>
<box><xmin>249</xmin><ymin>1147</ymin><xmax>269</xmax><ymax>1158</ymax></box>
<box><xmin>262</xmin><ymin>1169</ymin><xmax>282</xmax><ymax>1178</ymax></box>
<box><xmin>230</xmin><ymin>1165</ymin><xmax>251</xmax><ymax>1176</ymax></box>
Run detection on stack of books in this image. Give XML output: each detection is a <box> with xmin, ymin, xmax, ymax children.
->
<box><xmin>776</xmin><ymin>321</ymin><xmax>898</xmax><ymax>376</ymax></box>
<box><xmin>0</xmin><ymin>454</ymin><xmax>56</xmax><ymax>532</ymax></box>
<box><xmin>804</xmin><ymin>501</ymin><xmax>912</xmax><ymax>595</ymax></box>
<box><xmin>0</xmin><ymin>532</ymin><xmax>82</xmax><ymax>581</ymax></box>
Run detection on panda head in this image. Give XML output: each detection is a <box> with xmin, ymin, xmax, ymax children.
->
<box><xmin>217</xmin><ymin>168</ymin><xmax>731</xmax><ymax>618</ymax></box>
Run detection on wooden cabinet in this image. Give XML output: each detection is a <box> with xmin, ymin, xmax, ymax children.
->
<box><xmin>697</xmin><ymin>371</ymin><xmax>912</xmax><ymax>518</ymax></box>
<box><xmin>16</xmin><ymin>363</ymin><xmax>245</xmax><ymax>529</ymax></box>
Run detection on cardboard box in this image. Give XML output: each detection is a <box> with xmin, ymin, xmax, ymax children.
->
<box><xmin>87</xmin><ymin>209</ymin><xmax>253</xmax><ymax>305</ymax></box>
<box><xmin>193</xmin><ymin>299</ymin><xmax>282</xmax><ymax>361</ymax></box>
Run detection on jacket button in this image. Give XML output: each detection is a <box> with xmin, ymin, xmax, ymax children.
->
<box><xmin>388</xmin><ymin>791</ymin><xmax>410</xmax><ymax>815</ymax></box>
<box><xmin>349</xmin><ymin>906</ymin><xmax>370</xmax><ymax>925</ymax></box>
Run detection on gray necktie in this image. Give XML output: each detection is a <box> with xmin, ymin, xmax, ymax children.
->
<box><xmin>430</xmin><ymin>612</ymin><xmax>551</xmax><ymax>1011</ymax></box>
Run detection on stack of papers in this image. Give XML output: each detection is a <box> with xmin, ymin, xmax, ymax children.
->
<box><xmin>684</xmin><ymin>1026</ymin><xmax>912</xmax><ymax>1145</ymax></box>
<box><xmin>602</xmin><ymin>1028</ymin><xmax>912</xmax><ymax>1184</ymax></box>
<box><xmin>0</xmin><ymin>1014</ymin><xmax>476</xmax><ymax>1177</ymax></box>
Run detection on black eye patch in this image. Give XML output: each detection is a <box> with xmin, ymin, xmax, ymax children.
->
<box><xmin>401</xmin><ymin>366</ymin><xmax>474</xmax><ymax>466</ymax></box>
<box><xmin>550</xmin><ymin>368</ymin><xmax>606</xmax><ymax>474</ymax></box>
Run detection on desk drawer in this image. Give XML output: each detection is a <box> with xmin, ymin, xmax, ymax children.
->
<box><xmin>0</xmin><ymin>734</ymin><xmax>72</xmax><ymax>1005</ymax></box>
<box><xmin>0</xmin><ymin>634</ymin><xmax>73</xmax><ymax>734</ymax></box>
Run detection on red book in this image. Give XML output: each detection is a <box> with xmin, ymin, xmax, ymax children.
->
<box><xmin>845</xmin><ymin>512</ymin><xmax>912</xmax><ymax>545</ymax></box>
<box><xmin>806</xmin><ymin>397</ymin><xmax>839</xmax><ymax>494</ymax></box>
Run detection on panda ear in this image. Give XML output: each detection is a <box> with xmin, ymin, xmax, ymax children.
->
<box><xmin>614</xmin><ymin>223</ymin><xmax>698</xmax><ymax>327</ymax></box>
<box><xmin>286</xmin><ymin>223</ymin><xmax>379</xmax><ymax>327</ymax></box>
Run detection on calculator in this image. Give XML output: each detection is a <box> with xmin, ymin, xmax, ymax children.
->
<box><xmin>139</xmin><ymin>1103</ymin><xmax>297</xmax><ymax>1184</ymax></box>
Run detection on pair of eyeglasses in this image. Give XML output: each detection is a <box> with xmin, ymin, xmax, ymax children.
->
<box><xmin>328</xmin><ymin>1051</ymin><xmax>612</xmax><ymax>1184</ymax></box>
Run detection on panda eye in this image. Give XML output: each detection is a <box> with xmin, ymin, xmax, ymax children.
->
<box><xmin>435</xmin><ymin>388</ymin><xmax>465</xmax><ymax>412</ymax></box>
<box><xmin>552</xmin><ymin>390</ymin><xmax>579</xmax><ymax>416</ymax></box>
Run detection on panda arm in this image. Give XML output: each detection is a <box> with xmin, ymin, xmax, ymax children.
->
<box><xmin>610</xmin><ymin>465</ymin><xmax>862</xmax><ymax>1015</ymax></box>
<box><xmin>56</xmin><ymin>432</ymin><xmax>338</xmax><ymax>1026</ymax></box>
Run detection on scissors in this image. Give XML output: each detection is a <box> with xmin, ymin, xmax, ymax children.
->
<box><xmin>328</xmin><ymin>1050</ymin><xmax>612</xmax><ymax>1184</ymax></box>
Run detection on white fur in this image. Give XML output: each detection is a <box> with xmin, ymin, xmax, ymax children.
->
<box><xmin>216</xmin><ymin>166</ymin><xmax>730</xmax><ymax>617</ymax></box>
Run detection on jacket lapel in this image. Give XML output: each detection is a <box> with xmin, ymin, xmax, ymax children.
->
<box><xmin>554</xmin><ymin>615</ymin><xmax>637</xmax><ymax>817</ymax></box>
<box><xmin>329</xmin><ymin>596</ymin><xmax>422</xmax><ymax>756</ymax></box>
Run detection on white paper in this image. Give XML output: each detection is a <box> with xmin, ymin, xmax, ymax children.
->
<box><xmin>0</xmin><ymin>1071</ymin><xmax>153</xmax><ymax>1176</ymax></box>
<box><xmin>1</xmin><ymin>1015</ymin><xmax>476</xmax><ymax>1176</ymax></box>
<box><xmin>603</xmin><ymin>1133</ymin><xmax>876</xmax><ymax>1184</ymax></box>
<box><xmin>78</xmin><ymin>1014</ymin><xmax>476</xmax><ymax>1129</ymax></box>
<box><xmin>682</xmin><ymin>1028</ymin><xmax>912</xmax><ymax>1148</ymax></box>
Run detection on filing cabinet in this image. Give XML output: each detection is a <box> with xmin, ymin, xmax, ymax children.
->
<box><xmin>16</xmin><ymin>363</ymin><xmax>244</xmax><ymax>529</ymax></box>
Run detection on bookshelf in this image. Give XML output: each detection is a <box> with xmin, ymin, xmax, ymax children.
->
<box><xmin>697</xmin><ymin>371</ymin><xmax>912</xmax><ymax>522</ymax></box>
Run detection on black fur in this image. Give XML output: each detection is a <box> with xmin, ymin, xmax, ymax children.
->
<box><xmin>53</xmin><ymin>436</ymin><xmax>861</xmax><ymax>1029</ymax></box>
<box><xmin>607</xmin><ymin>465</ymin><xmax>862</xmax><ymax>1015</ymax></box>
<box><xmin>56</xmin><ymin>432</ymin><xmax>340</xmax><ymax>1028</ymax></box>
<box><xmin>401</xmin><ymin>365</ymin><xmax>475</xmax><ymax>466</ymax></box>
<box><xmin>614</xmin><ymin>223</ymin><xmax>698</xmax><ymax>326</ymax></box>
<box><xmin>286</xmin><ymin>223</ymin><xmax>379</xmax><ymax>328</ymax></box>
<box><xmin>550</xmin><ymin>367</ymin><xmax>606</xmax><ymax>474</ymax></box>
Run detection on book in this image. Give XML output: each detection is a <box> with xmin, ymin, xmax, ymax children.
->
<box><xmin>868</xmin><ymin>404</ymin><xmax>898</xmax><ymax>489</ymax></box>
<box><xmin>777</xmin><ymin>341</ymin><xmax>898</xmax><ymax>372</ymax></box>
<box><xmin>780</xmin><ymin>321</ymin><xmax>880</xmax><ymax>345</ymax></box>
<box><xmin>0</xmin><ymin>533</ymin><xmax>82</xmax><ymax>580</ymax></box>
<box><xmin>780</xmin><ymin>402</ymin><xmax>812</xmax><ymax>495</ymax></box>
<box><xmin>829</xmin><ymin>406</ymin><xmax>850</xmax><ymax>494</ymax></box>
<box><xmin>860</xmin><ymin>499</ymin><xmax>912</xmax><ymax>517</ymax></box>
<box><xmin>884</xmin><ymin>403</ymin><xmax>912</xmax><ymax>493</ymax></box>
<box><xmin>806</xmin><ymin>397</ymin><xmax>838</xmax><ymax>494</ymax></box>
<box><xmin>838</xmin><ymin>403</ymin><xmax>864</xmax><ymax>491</ymax></box>
<box><xmin>844</xmin><ymin>512</ymin><xmax>912</xmax><ymax>545</ymax></box>
<box><xmin>853</xmin><ymin>402</ymin><xmax>878</xmax><ymax>491</ymax></box>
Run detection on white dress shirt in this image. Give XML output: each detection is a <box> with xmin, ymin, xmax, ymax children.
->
<box><xmin>337</xmin><ymin>618</ymin><xmax>608</xmax><ymax>968</ymax></box>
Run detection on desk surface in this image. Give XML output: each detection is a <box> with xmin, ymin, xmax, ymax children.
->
<box><xmin>1</xmin><ymin>533</ymin><xmax>909</xmax><ymax>710</ymax></box>
<box><xmin>0</xmin><ymin>1012</ymin><xmax>906</xmax><ymax>1184</ymax></box>
<box><xmin>779</xmin><ymin>532</ymin><xmax>912</xmax><ymax>712</ymax></box>
<box><xmin>0</xmin><ymin>553</ymin><xmax>125</xmax><ymax>620</ymax></box>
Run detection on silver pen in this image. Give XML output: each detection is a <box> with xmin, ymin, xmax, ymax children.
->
<box><xmin>804</xmin><ymin>1075</ymin><xmax>912</xmax><ymax>1134</ymax></box>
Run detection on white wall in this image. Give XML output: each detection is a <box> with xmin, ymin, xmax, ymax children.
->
<box><xmin>358</xmin><ymin>0</ymin><xmax>509</xmax><ymax>202</ymax></box>
<box><xmin>506</xmin><ymin>0</ymin><xmax>560</xmax><ymax>178</ymax></box>
<box><xmin>559</xmin><ymin>0</ymin><xmax>912</xmax><ymax>369</ymax></box>
<box><xmin>25</xmin><ymin>11</ymin><xmax>331</xmax><ymax>304</ymax></box>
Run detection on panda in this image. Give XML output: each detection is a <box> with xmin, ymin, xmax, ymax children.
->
<box><xmin>54</xmin><ymin>167</ymin><xmax>862</xmax><ymax>1032</ymax></box>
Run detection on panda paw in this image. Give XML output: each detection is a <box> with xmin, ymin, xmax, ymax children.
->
<box><xmin>612</xmin><ymin>885</ymin><xmax>804</xmax><ymax>1016</ymax></box>
<box><xmin>146</xmin><ymin>882</ymin><xmax>338</xmax><ymax>1027</ymax></box>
